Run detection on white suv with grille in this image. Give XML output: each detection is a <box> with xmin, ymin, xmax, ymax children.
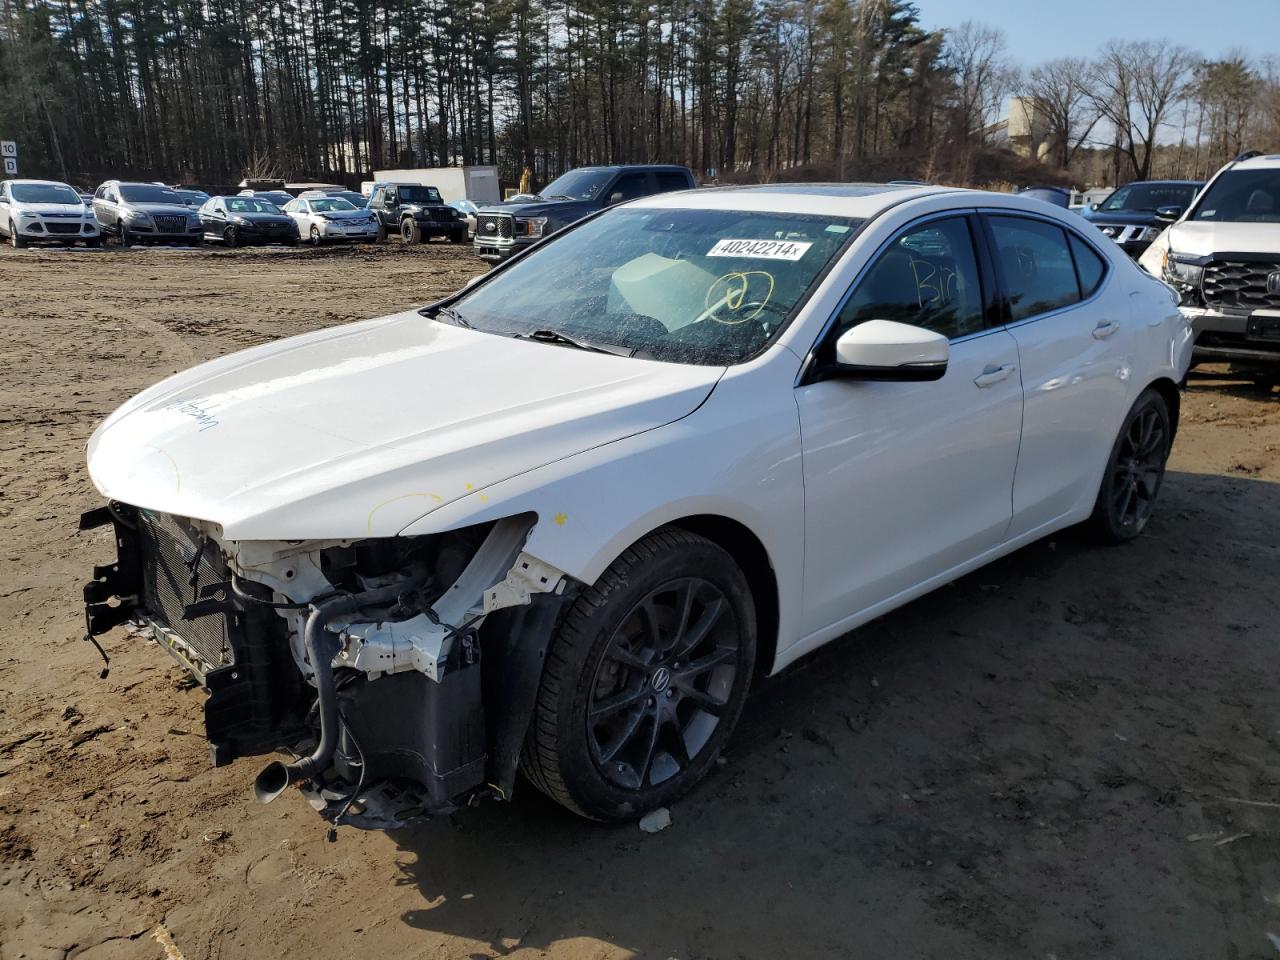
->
<box><xmin>1140</xmin><ymin>153</ymin><xmax>1280</xmax><ymax>380</ymax></box>
<box><xmin>0</xmin><ymin>179</ymin><xmax>101</xmax><ymax>248</ymax></box>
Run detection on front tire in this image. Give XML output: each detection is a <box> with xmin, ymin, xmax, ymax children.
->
<box><xmin>521</xmin><ymin>528</ymin><xmax>756</xmax><ymax>821</ymax></box>
<box><xmin>10</xmin><ymin>221</ymin><xmax>26</xmax><ymax>248</ymax></box>
<box><xmin>223</xmin><ymin>226</ymin><xmax>239</xmax><ymax>248</ymax></box>
<box><xmin>118</xmin><ymin>222</ymin><xmax>132</xmax><ymax>248</ymax></box>
<box><xmin>1086</xmin><ymin>388</ymin><xmax>1172</xmax><ymax>543</ymax></box>
<box><xmin>309</xmin><ymin>225</ymin><xmax>322</xmax><ymax>246</ymax></box>
<box><xmin>401</xmin><ymin>218</ymin><xmax>421</xmax><ymax>244</ymax></box>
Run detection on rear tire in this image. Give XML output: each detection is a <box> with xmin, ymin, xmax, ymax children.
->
<box><xmin>520</xmin><ymin>528</ymin><xmax>756</xmax><ymax>821</ymax></box>
<box><xmin>1085</xmin><ymin>388</ymin><xmax>1172</xmax><ymax>543</ymax></box>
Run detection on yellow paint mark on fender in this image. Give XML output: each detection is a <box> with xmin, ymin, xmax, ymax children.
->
<box><xmin>553</xmin><ymin>512</ymin><xmax>568</xmax><ymax>527</ymax></box>
<box><xmin>365</xmin><ymin>492</ymin><xmax>446</xmax><ymax>533</ymax></box>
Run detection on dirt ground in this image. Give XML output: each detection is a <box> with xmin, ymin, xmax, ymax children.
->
<box><xmin>1</xmin><ymin>241</ymin><xmax>1278</xmax><ymax>960</ymax></box>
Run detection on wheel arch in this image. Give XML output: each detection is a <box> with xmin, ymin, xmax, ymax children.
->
<box><xmin>1146</xmin><ymin>376</ymin><xmax>1181</xmax><ymax>442</ymax></box>
<box><xmin>663</xmin><ymin>514</ymin><xmax>780</xmax><ymax>682</ymax></box>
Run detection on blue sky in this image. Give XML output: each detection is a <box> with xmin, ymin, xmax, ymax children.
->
<box><xmin>916</xmin><ymin>0</ymin><xmax>1279</xmax><ymax>63</ymax></box>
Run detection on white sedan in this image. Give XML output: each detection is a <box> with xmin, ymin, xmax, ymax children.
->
<box><xmin>282</xmin><ymin>194</ymin><xmax>380</xmax><ymax>245</ymax></box>
<box><xmin>81</xmin><ymin>184</ymin><xmax>1192</xmax><ymax>831</ymax></box>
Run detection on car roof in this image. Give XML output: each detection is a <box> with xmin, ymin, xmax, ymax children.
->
<box><xmin>627</xmin><ymin>182</ymin><xmax>965</xmax><ymax>218</ymax></box>
<box><xmin>1118</xmin><ymin>179</ymin><xmax>1204</xmax><ymax>186</ymax></box>
<box><xmin>6</xmin><ymin>178</ymin><xmax>76</xmax><ymax>187</ymax></box>
<box><xmin>1232</xmin><ymin>154</ymin><xmax>1280</xmax><ymax>170</ymax></box>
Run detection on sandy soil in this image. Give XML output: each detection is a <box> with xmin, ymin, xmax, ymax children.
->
<box><xmin>1</xmin><ymin>241</ymin><xmax>1278</xmax><ymax>960</ymax></box>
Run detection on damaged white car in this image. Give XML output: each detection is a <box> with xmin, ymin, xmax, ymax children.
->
<box><xmin>82</xmin><ymin>183</ymin><xmax>1193</xmax><ymax>831</ymax></box>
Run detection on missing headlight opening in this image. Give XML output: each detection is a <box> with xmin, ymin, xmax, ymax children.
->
<box><xmin>80</xmin><ymin>505</ymin><xmax>569</xmax><ymax>832</ymax></box>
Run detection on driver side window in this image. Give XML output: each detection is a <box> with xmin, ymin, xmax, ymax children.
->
<box><xmin>831</xmin><ymin>216</ymin><xmax>986</xmax><ymax>343</ymax></box>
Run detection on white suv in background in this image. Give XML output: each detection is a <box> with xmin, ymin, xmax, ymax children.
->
<box><xmin>0</xmin><ymin>179</ymin><xmax>101</xmax><ymax>248</ymax></box>
<box><xmin>1140</xmin><ymin>152</ymin><xmax>1280</xmax><ymax>381</ymax></box>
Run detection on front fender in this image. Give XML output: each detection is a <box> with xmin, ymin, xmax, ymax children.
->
<box><xmin>400</xmin><ymin>356</ymin><xmax>807</xmax><ymax>665</ymax></box>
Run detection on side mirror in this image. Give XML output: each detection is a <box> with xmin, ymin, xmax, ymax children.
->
<box><xmin>607</xmin><ymin>191</ymin><xmax>625</xmax><ymax>205</ymax></box>
<box><xmin>1088</xmin><ymin>202</ymin><xmax>1099</xmax><ymax>212</ymax></box>
<box><xmin>1154</xmin><ymin>205</ymin><xmax>1183</xmax><ymax>223</ymax></box>
<box><xmin>828</xmin><ymin>319</ymin><xmax>949</xmax><ymax>382</ymax></box>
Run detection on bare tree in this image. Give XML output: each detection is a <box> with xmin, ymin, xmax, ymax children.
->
<box><xmin>1020</xmin><ymin>57</ymin><xmax>1103</xmax><ymax>169</ymax></box>
<box><xmin>1090</xmin><ymin>40</ymin><xmax>1197</xmax><ymax>181</ymax></box>
<box><xmin>947</xmin><ymin>21</ymin><xmax>1015</xmax><ymax>142</ymax></box>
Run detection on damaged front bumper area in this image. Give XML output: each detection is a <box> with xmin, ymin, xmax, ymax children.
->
<box><xmin>80</xmin><ymin>504</ymin><xmax>570</xmax><ymax>831</ymax></box>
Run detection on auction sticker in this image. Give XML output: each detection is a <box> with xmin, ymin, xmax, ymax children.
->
<box><xmin>707</xmin><ymin>238</ymin><xmax>812</xmax><ymax>261</ymax></box>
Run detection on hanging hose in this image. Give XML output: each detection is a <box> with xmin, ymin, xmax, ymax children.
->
<box><xmin>252</xmin><ymin>572</ymin><xmax>426</xmax><ymax>804</ymax></box>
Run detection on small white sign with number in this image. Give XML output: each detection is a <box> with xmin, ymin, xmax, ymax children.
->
<box><xmin>2</xmin><ymin>157</ymin><xmax>16</xmax><ymax>175</ymax></box>
<box><xmin>0</xmin><ymin>141</ymin><xmax>15</xmax><ymax>158</ymax></box>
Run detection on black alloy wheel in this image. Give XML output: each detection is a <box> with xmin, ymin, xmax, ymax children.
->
<box><xmin>1088</xmin><ymin>388</ymin><xmax>1171</xmax><ymax>542</ymax></box>
<box><xmin>223</xmin><ymin>225</ymin><xmax>239</xmax><ymax>248</ymax></box>
<box><xmin>586</xmin><ymin>577</ymin><xmax>741</xmax><ymax>792</ymax></box>
<box><xmin>521</xmin><ymin>528</ymin><xmax>756</xmax><ymax>821</ymax></box>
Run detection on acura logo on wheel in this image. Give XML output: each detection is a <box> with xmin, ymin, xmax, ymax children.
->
<box><xmin>650</xmin><ymin>666</ymin><xmax>671</xmax><ymax>693</ymax></box>
<box><xmin>1267</xmin><ymin>271</ymin><xmax>1280</xmax><ymax>297</ymax></box>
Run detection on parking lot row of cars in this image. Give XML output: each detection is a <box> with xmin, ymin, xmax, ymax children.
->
<box><xmin>0</xmin><ymin>178</ymin><xmax>473</xmax><ymax>249</ymax></box>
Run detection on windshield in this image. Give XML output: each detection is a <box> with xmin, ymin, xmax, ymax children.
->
<box><xmin>539</xmin><ymin>169</ymin><xmax>613</xmax><ymax>201</ymax></box>
<box><xmin>310</xmin><ymin>198</ymin><xmax>357</xmax><ymax>212</ymax></box>
<box><xmin>119</xmin><ymin>184</ymin><xmax>184</xmax><ymax>204</ymax></box>
<box><xmin>1192</xmin><ymin>169</ymin><xmax>1280</xmax><ymax>223</ymax></box>
<box><xmin>226</xmin><ymin>197</ymin><xmax>281</xmax><ymax>214</ymax></box>
<box><xmin>397</xmin><ymin>185</ymin><xmax>442</xmax><ymax>204</ymax></box>
<box><xmin>12</xmin><ymin>183</ymin><xmax>82</xmax><ymax>204</ymax></box>
<box><xmin>330</xmin><ymin>192</ymin><xmax>367</xmax><ymax>207</ymax></box>
<box><xmin>1100</xmin><ymin>182</ymin><xmax>1199</xmax><ymax>213</ymax></box>
<box><xmin>176</xmin><ymin>190</ymin><xmax>209</xmax><ymax>205</ymax></box>
<box><xmin>449</xmin><ymin>208</ymin><xmax>860</xmax><ymax>365</ymax></box>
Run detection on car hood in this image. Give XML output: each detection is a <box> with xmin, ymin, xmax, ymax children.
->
<box><xmin>133</xmin><ymin>203</ymin><xmax>195</xmax><ymax>216</ymax></box>
<box><xmin>481</xmin><ymin>199</ymin><xmax>592</xmax><ymax>219</ymax></box>
<box><xmin>1084</xmin><ymin>209</ymin><xmax>1157</xmax><ymax>226</ymax></box>
<box><xmin>87</xmin><ymin>311</ymin><xmax>722</xmax><ymax>540</ymax></box>
<box><xmin>231</xmin><ymin>213</ymin><xmax>294</xmax><ymax>225</ymax></box>
<box><xmin>20</xmin><ymin>202</ymin><xmax>90</xmax><ymax>216</ymax></box>
<box><xmin>1163</xmin><ymin>220</ymin><xmax>1280</xmax><ymax>258</ymax></box>
<box><xmin>317</xmin><ymin>209</ymin><xmax>373</xmax><ymax>221</ymax></box>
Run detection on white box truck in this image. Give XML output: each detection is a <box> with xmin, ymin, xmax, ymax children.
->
<box><xmin>367</xmin><ymin>166</ymin><xmax>500</xmax><ymax>205</ymax></box>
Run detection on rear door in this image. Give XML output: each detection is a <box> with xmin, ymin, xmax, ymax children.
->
<box><xmin>983</xmin><ymin>213</ymin><xmax>1132</xmax><ymax>537</ymax></box>
<box><xmin>794</xmin><ymin>213</ymin><xmax>1025</xmax><ymax>635</ymax></box>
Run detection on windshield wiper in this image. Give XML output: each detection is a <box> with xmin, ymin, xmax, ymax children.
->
<box><xmin>425</xmin><ymin>305</ymin><xmax>471</xmax><ymax>328</ymax></box>
<box><xmin>543</xmin><ymin>195</ymin><xmax>575</xmax><ymax>201</ymax></box>
<box><xmin>515</xmin><ymin>328</ymin><xmax>632</xmax><ymax>357</ymax></box>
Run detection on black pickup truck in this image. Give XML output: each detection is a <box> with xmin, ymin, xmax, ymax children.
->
<box><xmin>368</xmin><ymin>182</ymin><xmax>468</xmax><ymax>244</ymax></box>
<box><xmin>473</xmin><ymin>164</ymin><xmax>696</xmax><ymax>263</ymax></box>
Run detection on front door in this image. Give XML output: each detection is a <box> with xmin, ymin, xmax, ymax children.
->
<box><xmin>794</xmin><ymin>214</ymin><xmax>1024</xmax><ymax>636</ymax></box>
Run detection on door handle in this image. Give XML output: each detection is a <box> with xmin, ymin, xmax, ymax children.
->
<box><xmin>1092</xmin><ymin>319</ymin><xmax>1119</xmax><ymax>339</ymax></box>
<box><xmin>973</xmin><ymin>363</ymin><xmax>1017</xmax><ymax>388</ymax></box>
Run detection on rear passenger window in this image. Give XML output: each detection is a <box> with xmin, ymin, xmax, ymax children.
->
<box><xmin>833</xmin><ymin>216</ymin><xmax>986</xmax><ymax>341</ymax></box>
<box><xmin>655</xmin><ymin>172</ymin><xmax>689</xmax><ymax>193</ymax></box>
<box><xmin>989</xmin><ymin>216</ymin><xmax>1081</xmax><ymax>321</ymax></box>
<box><xmin>610</xmin><ymin>173</ymin><xmax>650</xmax><ymax>202</ymax></box>
<box><xmin>1068</xmin><ymin>233</ymin><xmax>1107</xmax><ymax>297</ymax></box>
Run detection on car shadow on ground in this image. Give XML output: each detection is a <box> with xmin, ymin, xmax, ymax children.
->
<box><xmin>384</xmin><ymin>471</ymin><xmax>1280</xmax><ymax>959</ymax></box>
<box><xmin>1187</xmin><ymin>367</ymin><xmax>1278</xmax><ymax>402</ymax></box>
